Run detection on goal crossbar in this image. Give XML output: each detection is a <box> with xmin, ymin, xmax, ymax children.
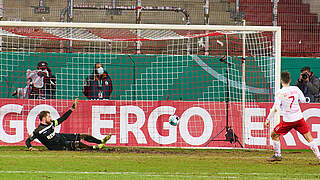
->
<box><xmin>0</xmin><ymin>21</ymin><xmax>281</xmax><ymax>32</ymax></box>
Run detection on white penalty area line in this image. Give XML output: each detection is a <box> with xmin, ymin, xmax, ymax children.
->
<box><xmin>0</xmin><ymin>171</ymin><xmax>237</xmax><ymax>179</ymax></box>
<box><xmin>0</xmin><ymin>154</ymin><xmax>277</xmax><ymax>160</ymax></box>
<box><xmin>0</xmin><ymin>154</ymin><xmax>316</xmax><ymax>161</ymax></box>
<box><xmin>218</xmin><ymin>172</ymin><xmax>320</xmax><ymax>176</ymax></box>
<box><xmin>1</xmin><ymin>171</ymin><xmax>318</xmax><ymax>178</ymax></box>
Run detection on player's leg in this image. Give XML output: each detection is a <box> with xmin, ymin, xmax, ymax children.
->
<box><xmin>60</xmin><ymin>133</ymin><xmax>80</xmax><ymax>150</ymax></box>
<box><xmin>76</xmin><ymin>141</ymin><xmax>105</xmax><ymax>150</ymax></box>
<box><xmin>64</xmin><ymin>140</ymin><xmax>80</xmax><ymax>150</ymax></box>
<box><xmin>302</xmin><ymin>132</ymin><xmax>320</xmax><ymax>162</ymax></box>
<box><xmin>80</xmin><ymin>134</ymin><xmax>112</xmax><ymax>144</ymax></box>
<box><xmin>79</xmin><ymin>134</ymin><xmax>102</xmax><ymax>144</ymax></box>
<box><xmin>295</xmin><ymin>119</ymin><xmax>320</xmax><ymax>162</ymax></box>
<box><xmin>268</xmin><ymin>120</ymin><xmax>294</xmax><ymax>161</ymax></box>
<box><xmin>101</xmin><ymin>134</ymin><xmax>112</xmax><ymax>144</ymax></box>
<box><xmin>269</xmin><ymin>130</ymin><xmax>282</xmax><ymax>161</ymax></box>
<box><xmin>61</xmin><ymin>133</ymin><xmax>103</xmax><ymax>150</ymax></box>
<box><xmin>64</xmin><ymin>141</ymin><xmax>105</xmax><ymax>150</ymax></box>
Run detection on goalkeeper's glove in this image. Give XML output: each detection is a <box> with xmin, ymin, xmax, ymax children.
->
<box><xmin>27</xmin><ymin>147</ymin><xmax>39</xmax><ymax>151</ymax></box>
<box><xmin>71</xmin><ymin>98</ymin><xmax>79</xmax><ymax>111</ymax></box>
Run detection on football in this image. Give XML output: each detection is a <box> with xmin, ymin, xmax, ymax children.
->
<box><xmin>169</xmin><ymin>115</ymin><xmax>180</xmax><ymax>126</ymax></box>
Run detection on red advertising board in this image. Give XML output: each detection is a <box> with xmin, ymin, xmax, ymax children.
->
<box><xmin>0</xmin><ymin>99</ymin><xmax>319</xmax><ymax>149</ymax></box>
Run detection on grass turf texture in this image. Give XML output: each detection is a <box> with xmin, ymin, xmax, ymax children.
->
<box><xmin>0</xmin><ymin>146</ymin><xmax>319</xmax><ymax>179</ymax></box>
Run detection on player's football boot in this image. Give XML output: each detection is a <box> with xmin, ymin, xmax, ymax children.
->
<box><xmin>268</xmin><ymin>155</ymin><xmax>282</xmax><ymax>162</ymax></box>
<box><xmin>93</xmin><ymin>144</ymin><xmax>105</xmax><ymax>150</ymax></box>
<box><xmin>101</xmin><ymin>134</ymin><xmax>112</xmax><ymax>144</ymax></box>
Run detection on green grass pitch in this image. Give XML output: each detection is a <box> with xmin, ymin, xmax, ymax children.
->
<box><xmin>0</xmin><ymin>146</ymin><xmax>319</xmax><ymax>179</ymax></box>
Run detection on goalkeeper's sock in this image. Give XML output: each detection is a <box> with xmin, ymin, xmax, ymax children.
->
<box><xmin>309</xmin><ymin>140</ymin><xmax>320</xmax><ymax>159</ymax></box>
<box><xmin>272</xmin><ymin>140</ymin><xmax>281</xmax><ymax>157</ymax></box>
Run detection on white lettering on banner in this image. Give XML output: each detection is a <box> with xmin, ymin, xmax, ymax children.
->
<box><xmin>92</xmin><ymin>106</ymin><xmax>116</xmax><ymax>143</ymax></box>
<box><xmin>282</xmin><ymin>133</ymin><xmax>296</xmax><ymax>146</ymax></box>
<box><xmin>179</xmin><ymin>107</ymin><xmax>213</xmax><ymax>146</ymax></box>
<box><xmin>120</xmin><ymin>106</ymin><xmax>147</xmax><ymax>144</ymax></box>
<box><xmin>244</xmin><ymin>108</ymin><xmax>266</xmax><ymax>146</ymax></box>
<box><xmin>27</xmin><ymin>105</ymin><xmax>60</xmax><ymax>143</ymax></box>
<box><xmin>0</xmin><ymin>104</ymin><xmax>23</xmax><ymax>143</ymax></box>
<box><xmin>298</xmin><ymin>108</ymin><xmax>320</xmax><ymax>145</ymax></box>
<box><xmin>148</xmin><ymin>106</ymin><xmax>176</xmax><ymax>145</ymax></box>
<box><xmin>1</xmin><ymin>101</ymin><xmax>319</xmax><ymax>148</ymax></box>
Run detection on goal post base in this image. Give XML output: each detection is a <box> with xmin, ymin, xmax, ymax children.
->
<box><xmin>204</xmin><ymin>126</ymin><xmax>243</xmax><ymax>148</ymax></box>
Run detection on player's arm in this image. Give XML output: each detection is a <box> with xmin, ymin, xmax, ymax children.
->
<box><xmin>53</xmin><ymin>98</ymin><xmax>79</xmax><ymax>126</ymax></box>
<box><xmin>297</xmin><ymin>88</ymin><xmax>307</xmax><ymax>103</ymax></box>
<box><xmin>264</xmin><ymin>93</ymin><xmax>281</xmax><ymax>128</ymax></box>
<box><xmin>25</xmin><ymin>132</ymin><xmax>36</xmax><ymax>151</ymax></box>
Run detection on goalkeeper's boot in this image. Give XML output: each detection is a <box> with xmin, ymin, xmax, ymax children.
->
<box><xmin>101</xmin><ymin>133</ymin><xmax>112</xmax><ymax>144</ymax></box>
<box><xmin>268</xmin><ymin>155</ymin><xmax>282</xmax><ymax>162</ymax></box>
<box><xmin>93</xmin><ymin>144</ymin><xmax>105</xmax><ymax>150</ymax></box>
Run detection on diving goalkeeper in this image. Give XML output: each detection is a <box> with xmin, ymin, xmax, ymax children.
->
<box><xmin>25</xmin><ymin>98</ymin><xmax>111</xmax><ymax>151</ymax></box>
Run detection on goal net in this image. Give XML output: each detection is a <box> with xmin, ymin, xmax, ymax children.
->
<box><xmin>0</xmin><ymin>22</ymin><xmax>280</xmax><ymax>148</ymax></box>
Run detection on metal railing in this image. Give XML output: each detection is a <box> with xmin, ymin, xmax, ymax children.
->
<box><xmin>2</xmin><ymin>0</ymin><xmax>320</xmax><ymax>57</ymax></box>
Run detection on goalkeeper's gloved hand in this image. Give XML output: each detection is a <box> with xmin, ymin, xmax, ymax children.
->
<box><xmin>71</xmin><ymin>98</ymin><xmax>79</xmax><ymax>111</ymax></box>
<box><xmin>26</xmin><ymin>147</ymin><xmax>38</xmax><ymax>151</ymax></box>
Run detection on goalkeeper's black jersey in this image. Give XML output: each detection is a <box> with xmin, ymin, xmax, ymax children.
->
<box><xmin>25</xmin><ymin>109</ymin><xmax>73</xmax><ymax>150</ymax></box>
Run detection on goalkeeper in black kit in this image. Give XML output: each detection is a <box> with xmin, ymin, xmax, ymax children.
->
<box><xmin>25</xmin><ymin>98</ymin><xmax>111</xmax><ymax>151</ymax></box>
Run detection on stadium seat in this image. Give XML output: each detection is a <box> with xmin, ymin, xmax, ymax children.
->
<box><xmin>237</xmin><ymin>0</ymin><xmax>320</xmax><ymax>57</ymax></box>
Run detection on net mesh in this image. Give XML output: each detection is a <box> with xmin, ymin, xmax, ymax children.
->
<box><xmin>0</xmin><ymin>25</ymin><xmax>276</xmax><ymax>148</ymax></box>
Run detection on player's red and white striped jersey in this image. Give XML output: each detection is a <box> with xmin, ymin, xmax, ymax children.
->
<box><xmin>274</xmin><ymin>86</ymin><xmax>306</xmax><ymax>122</ymax></box>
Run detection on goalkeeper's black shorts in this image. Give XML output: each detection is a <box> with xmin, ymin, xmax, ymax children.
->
<box><xmin>60</xmin><ymin>133</ymin><xmax>80</xmax><ymax>150</ymax></box>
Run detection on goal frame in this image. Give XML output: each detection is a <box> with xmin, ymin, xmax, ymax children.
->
<box><xmin>0</xmin><ymin>21</ymin><xmax>281</xmax><ymax>148</ymax></box>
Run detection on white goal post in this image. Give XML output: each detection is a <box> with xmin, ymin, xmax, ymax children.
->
<box><xmin>0</xmin><ymin>21</ymin><xmax>280</xmax><ymax>149</ymax></box>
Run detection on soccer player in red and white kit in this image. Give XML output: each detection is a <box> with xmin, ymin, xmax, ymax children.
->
<box><xmin>264</xmin><ymin>71</ymin><xmax>320</xmax><ymax>162</ymax></box>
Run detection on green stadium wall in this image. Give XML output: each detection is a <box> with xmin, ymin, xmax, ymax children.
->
<box><xmin>282</xmin><ymin>57</ymin><xmax>320</xmax><ymax>86</ymax></box>
<box><xmin>0</xmin><ymin>52</ymin><xmax>319</xmax><ymax>101</ymax></box>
